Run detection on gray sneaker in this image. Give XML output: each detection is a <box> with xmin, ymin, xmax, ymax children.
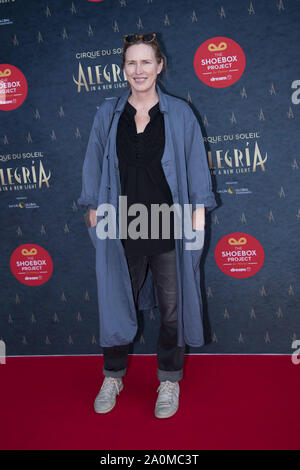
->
<box><xmin>155</xmin><ymin>380</ymin><xmax>180</xmax><ymax>419</ymax></box>
<box><xmin>94</xmin><ymin>377</ymin><xmax>124</xmax><ymax>414</ymax></box>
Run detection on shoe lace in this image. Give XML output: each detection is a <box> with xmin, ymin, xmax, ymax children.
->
<box><xmin>156</xmin><ymin>380</ymin><xmax>178</xmax><ymax>405</ymax></box>
<box><xmin>100</xmin><ymin>378</ymin><xmax>122</xmax><ymax>398</ymax></box>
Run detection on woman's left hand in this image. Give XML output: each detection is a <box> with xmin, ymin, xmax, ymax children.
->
<box><xmin>192</xmin><ymin>207</ymin><xmax>205</xmax><ymax>231</ymax></box>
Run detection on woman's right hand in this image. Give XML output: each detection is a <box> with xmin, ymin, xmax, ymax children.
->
<box><xmin>88</xmin><ymin>208</ymin><xmax>97</xmax><ymax>228</ymax></box>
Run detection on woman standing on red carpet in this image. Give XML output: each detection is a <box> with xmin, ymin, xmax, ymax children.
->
<box><xmin>78</xmin><ymin>33</ymin><xmax>217</xmax><ymax>419</ymax></box>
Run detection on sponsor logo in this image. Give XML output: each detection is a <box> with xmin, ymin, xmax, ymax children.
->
<box><xmin>10</xmin><ymin>244</ymin><xmax>54</xmax><ymax>286</ymax></box>
<box><xmin>194</xmin><ymin>37</ymin><xmax>246</xmax><ymax>88</ymax></box>
<box><xmin>0</xmin><ymin>64</ymin><xmax>28</xmax><ymax>110</ymax></box>
<box><xmin>214</xmin><ymin>232</ymin><xmax>265</xmax><ymax>278</ymax></box>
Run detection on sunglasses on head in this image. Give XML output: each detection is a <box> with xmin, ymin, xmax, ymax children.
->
<box><xmin>123</xmin><ymin>32</ymin><xmax>157</xmax><ymax>44</ymax></box>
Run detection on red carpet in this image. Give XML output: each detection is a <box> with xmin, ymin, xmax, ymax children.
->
<box><xmin>0</xmin><ymin>354</ymin><xmax>299</xmax><ymax>450</ymax></box>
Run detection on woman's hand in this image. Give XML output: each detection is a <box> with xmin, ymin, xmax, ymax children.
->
<box><xmin>88</xmin><ymin>208</ymin><xmax>97</xmax><ymax>228</ymax></box>
<box><xmin>192</xmin><ymin>207</ymin><xmax>205</xmax><ymax>231</ymax></box>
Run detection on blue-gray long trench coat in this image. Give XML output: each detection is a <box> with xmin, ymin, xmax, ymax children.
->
<box><xmin>78</xmin><ymin>84</ymin><xmax>217</xmax><ymax>348</ymax></box>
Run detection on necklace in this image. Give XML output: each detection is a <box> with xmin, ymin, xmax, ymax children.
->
<box><xmin>128</xmin><ymin>94</ymin><xmax>159</xmax><ymax>113</ymax></box>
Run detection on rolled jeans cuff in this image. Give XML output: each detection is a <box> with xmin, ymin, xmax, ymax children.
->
<box><xmin>157</xmin><ymin>368</ymin><xmax>183</xmax><ymax>382</ymax></box>
<box><xmin>103</xmin><ymin>366</ymin><xmax>127</xmax><ymax>378</ymax></box>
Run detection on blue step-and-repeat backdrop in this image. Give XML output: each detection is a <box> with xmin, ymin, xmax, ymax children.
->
<box><xmin>1</xmin><ymin>0</ymin><xmax>299</xmax><ymax>357</ymax></box>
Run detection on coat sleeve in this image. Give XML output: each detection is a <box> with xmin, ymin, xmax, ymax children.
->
<box><xmin>77</xmin><ymin>103</ymin><xmax>108</xmax><ymax>211</ymax></box>
<box><xmin>184</xmin><ymin>106</ymin><xmax>217</xmax><ymax>213</ymax></box>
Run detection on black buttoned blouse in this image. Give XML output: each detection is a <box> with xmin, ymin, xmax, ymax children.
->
<box><xmin>116</xmin><ymin>100</ymin><xmax>175</xmax><ymax>255</ymax></box>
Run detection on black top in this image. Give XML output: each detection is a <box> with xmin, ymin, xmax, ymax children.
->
<box><xmin>116</xmin><ymin>100</ymin><xmax>175</xmax><ymax>255</ymax></box>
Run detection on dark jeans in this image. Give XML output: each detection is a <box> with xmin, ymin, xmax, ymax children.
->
<box><xmin>102</xmin><ymin>248</ymin><xmax>185</xmax><ymax>382</ymax></box>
